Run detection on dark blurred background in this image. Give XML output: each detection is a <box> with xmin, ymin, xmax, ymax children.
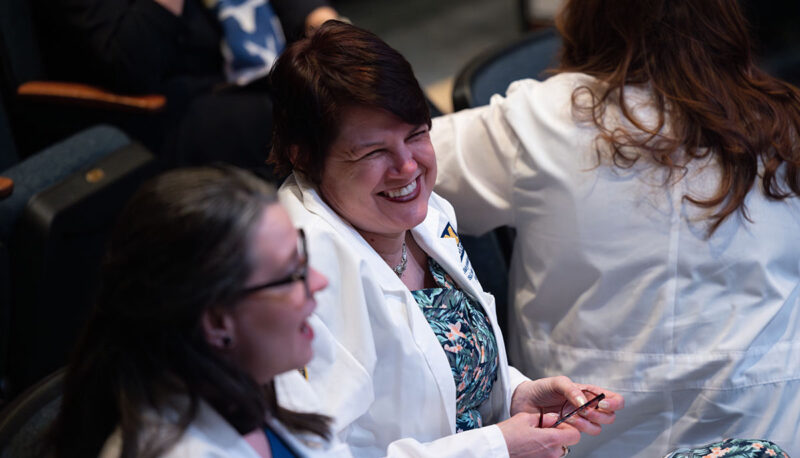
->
<box><xmin>336</xmin><ymin>0</ymin><xmax>800</xmax><ymax>113</ymax></box>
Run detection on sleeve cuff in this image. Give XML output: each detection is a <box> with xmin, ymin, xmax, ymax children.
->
<box><xmin>385</xmin><ymin>425</ymin><xmax>509</xmax><ymax>458</ymax></box>
<box><xmin>480</xmin><ymin>424</ymin><xmax>510</xmax><ymax>458</ymax></box>
<box><xmin>508</xmin><ymin>365</ymin><xmax>532</xmax><ymax>398</ymax></box>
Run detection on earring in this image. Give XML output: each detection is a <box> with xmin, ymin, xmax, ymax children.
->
<box><xmin>222</xmin><ymin>336</ymin><xmax>232</xmax><ymax>348</ymax></box>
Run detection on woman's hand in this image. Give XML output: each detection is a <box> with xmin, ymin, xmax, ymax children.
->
<box><xmin>510</xmin><ymin>376</ymin><xmax>624</xmax><ymax>436</ymax></box>
<box><xmin>497</xmin><ymin>411</ymin><xmax>579</xmax><ymax>457</ymax></box>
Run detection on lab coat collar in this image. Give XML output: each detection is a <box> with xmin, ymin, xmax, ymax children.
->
<box><xmin>292</xmin><ymin>172</ymin><xmax>420</xmax><ymax>294</ymax></box>
<box><xmin>292</xmin><ymin>172</ymin><xmax>482</xmax><ymax>299</ymax></box>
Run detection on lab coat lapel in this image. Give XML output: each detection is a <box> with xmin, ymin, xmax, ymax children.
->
<box><xmin>294</xmin><ymin>173</ymin><xmax>408</xmax><ymax>294</ymax></box>
<box><xmin>403</xmin><ymin>207</ymin><xmax>461</xmax><ymax>432</ymax></box>
<box><xmin>412</xmin><ymin>207</ymin><xmax>484</xmax><ymax>306</ymax></box>
<box><xmin>413</xmin><ymin>201</ymin><xmax>514</xmax><ymax>421</ymax></box>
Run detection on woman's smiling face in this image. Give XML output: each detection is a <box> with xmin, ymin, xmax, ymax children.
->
<box><xmin>318</xmin><ymin>105</ymin><xmax>436</xmax><ymax>239</ymax></box>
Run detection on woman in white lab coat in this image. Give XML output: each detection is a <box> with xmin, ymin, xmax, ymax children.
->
<box><xmin>430</xmin><ymin>0</ymin><xmax>800</xmax><ymax>456</ymax></box>
<box><xmin>51</xmin><ymin>166</ymin><xmax>351</xmax><ymax>458</ymax></box>
<box><xmin>267</xmin><ymin>21</ymin><xmax>623</xmax><ymax>458</ymax></box>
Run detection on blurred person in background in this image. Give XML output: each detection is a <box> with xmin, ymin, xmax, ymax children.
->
<box><xmin>33</xmin><ymin>0</ymin><xmax>339</xmax><ymax>177</ymax></box>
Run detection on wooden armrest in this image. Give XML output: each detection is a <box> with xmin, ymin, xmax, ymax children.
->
<box><xmin>17</xmin><ymin>81</ymin><xmax>166</xmax><ymax>113</ymax></box>
<box><xmin>0</xmin><ymin>176</ymin><xmax>13</xmax><ymax>199</ymax></box>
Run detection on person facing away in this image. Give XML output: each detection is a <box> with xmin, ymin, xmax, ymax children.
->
<box><xmin>267</xmin><ymin>20</ymin><xmax>624</xmax><ymax>458</ymax></box>
<box><xmin>430</xmin><ymin>0</ymin><xmax>800</xmax><ymax>456</ymax></box>
<box><xmin>50</xmin><ymin>165</ymin><xmax>351</xmax><ymax>457</ymax></box>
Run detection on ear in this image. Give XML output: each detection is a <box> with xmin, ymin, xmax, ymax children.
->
<box><xmin>201</xmin><ymin>306</ymin><xmax>237</xmax><ymax>350</ymax></box>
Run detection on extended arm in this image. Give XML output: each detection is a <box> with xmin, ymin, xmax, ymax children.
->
<box><xmin>431</xmin><ymin>99</ymin><xmax>521</xmax><ymax>236</ymax></box>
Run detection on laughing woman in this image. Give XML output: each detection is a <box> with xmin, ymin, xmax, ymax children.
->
<box><xmin>268</xmin><ymin>21</ymin><xmax>623</xmax><ymax>458</ymax></box>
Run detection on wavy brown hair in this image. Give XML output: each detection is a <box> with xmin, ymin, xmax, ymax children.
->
<box><xmin>556</xmin><ymin>0</ymin><xmax>800</xmax><ymax>233</ymax></box>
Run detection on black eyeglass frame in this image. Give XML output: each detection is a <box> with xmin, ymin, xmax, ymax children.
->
<box><xmin>239</xmin><ymin>229</ymin><xmax>311</xmax><ymax>298</ymax></box>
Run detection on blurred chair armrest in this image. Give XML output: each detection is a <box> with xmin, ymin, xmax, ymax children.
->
<box><xmin>0</xmin><ymin>177</ymin><xmax>12</xmax><ymax>200</ymax></box>
<box><xmin>0</xmin><ymin>125</ymin><xmax>135</xmax><ymax>240</ymax></box>
<box><xmin>17</xmin><ymin>81</ymin><xmax>166</xmax><ymax>113</ymax></box>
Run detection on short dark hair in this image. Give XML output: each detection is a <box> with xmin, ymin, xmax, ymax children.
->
<box><xmin>269</xmin><ymin>20</ymin><xmax>431</xmax><ymax>184</ymax></box>
<box><xmin>52</xmin><ymin>165</ymin><xmax>328</xmax><ymax>458</ymax></box>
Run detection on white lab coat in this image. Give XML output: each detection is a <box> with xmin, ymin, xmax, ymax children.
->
<box><xmin>431</xmin><ymin>72</ymin><xmax>800</xmax><ymax>457</ymax></box>
<box><xmin>100</xmin><ymin>371</ymin><xmax>353</xmax><ymax>457</ymax></box>
<box><xmin>274</xmin><ymin>173</ymin><xmax>529</xmax><ymax>458</ymax></box>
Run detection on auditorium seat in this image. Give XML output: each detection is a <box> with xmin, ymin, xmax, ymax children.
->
<box><xmin>0</xmin><ymin>368</ymin><xmax>64</xmax><ymax>458</ymax></box>
<box><xmin>0</xmin><ymin>88</ymin><xmax>158</xmax><ymax>402</ymax></box>
<box><xmin>452</xmin><ymin>27</ymin><xmax>561</xmax><ymax>112</ymax></box>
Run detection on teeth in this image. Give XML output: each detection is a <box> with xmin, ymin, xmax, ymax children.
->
<box><xmin>384</xmin><ymin>179</ymin><xmax>417</xmax><ymax>198</ymax></box>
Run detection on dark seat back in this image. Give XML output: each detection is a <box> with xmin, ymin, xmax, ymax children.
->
<box><xmin>0</xmin><ymin>89</ymin><xmax>159</xmax><ymax>400</ymax></box>
<box><xmin>452</xmin><ymin>28</ymin><xmax>561</xmax><ymax>111</ymax></box>
<box><xmin>0</xmin><ymin>368</ymin><xmax>63</xmax><ymax>458</ymax></box>
<box><xmin>4</xmin><ymin>135</ymin><xmax>157</xmax><ymax>397</ymax></box>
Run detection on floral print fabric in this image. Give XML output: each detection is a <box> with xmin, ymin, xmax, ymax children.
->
<box><xmin>411</xmin><ymin>258</ymin><xmax>499</xmax><ymax>432</ymax></box>
<box><xmin>665</xmin><ymin>439</ymin><xmax>789</xmax><ymax>458</ymax></box>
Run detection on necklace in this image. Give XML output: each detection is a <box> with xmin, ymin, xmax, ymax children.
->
<box><xmin>393</xmin><ymin>241</ymin><xmax>408</xmax><ymax>278</ymax></box>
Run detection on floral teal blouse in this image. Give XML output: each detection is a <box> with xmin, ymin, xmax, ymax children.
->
<box><xmin>665</xmin><ymin>439</ymin><xmax>789</xmax><ymax>458</ymax></box>
<box><xmin>411</xmin><ymin>258</ymin><xmax>499</xmax><ymax>432</ymax></box>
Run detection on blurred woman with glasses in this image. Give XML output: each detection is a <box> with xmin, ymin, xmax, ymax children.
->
<box><xmin>51</xmin><ymin>165</ymin><xmax>351</xmax><ymax>457</ymax></box>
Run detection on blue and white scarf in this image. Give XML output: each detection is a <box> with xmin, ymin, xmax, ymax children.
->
<box><xmin>206</xmin><ymin>0</ymin><xmax>286</xmax><ymax>85</ymax></box>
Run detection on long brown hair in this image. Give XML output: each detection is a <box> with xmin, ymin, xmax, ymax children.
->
<box><xmin>556</xmin><ymin>0</ymin><xmax>800</xmax><ymax>233</ymax></box>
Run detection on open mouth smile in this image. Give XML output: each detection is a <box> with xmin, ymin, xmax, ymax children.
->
<box><xmin>379</xmin><ymin>176</ymin><xmax>420</xmax><ymax>201</ymax></box>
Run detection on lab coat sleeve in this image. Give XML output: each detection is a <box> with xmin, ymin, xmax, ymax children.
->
<box><xmin>508</xmin><ymin>365</ymin><xmax>530</xmax><ymax>394</ymax></box>
<box><xmin>104</xmin><ymin>428</ymin><xmax>228</xmax><ymax>458</ymax></box>
<box><xmin>385</xmin><ymin>425</ymin><xmax>507</xmax><ymax>458</ymax></box>
<box><xmin>431</xmin><ymin>93</ymin><xmax>524</xmax><ymax>236</ymax></box>
<box><xmin>277</xmin><ymin>227</ymin><xmax>379</xmax><ymax>430</ymax></box>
